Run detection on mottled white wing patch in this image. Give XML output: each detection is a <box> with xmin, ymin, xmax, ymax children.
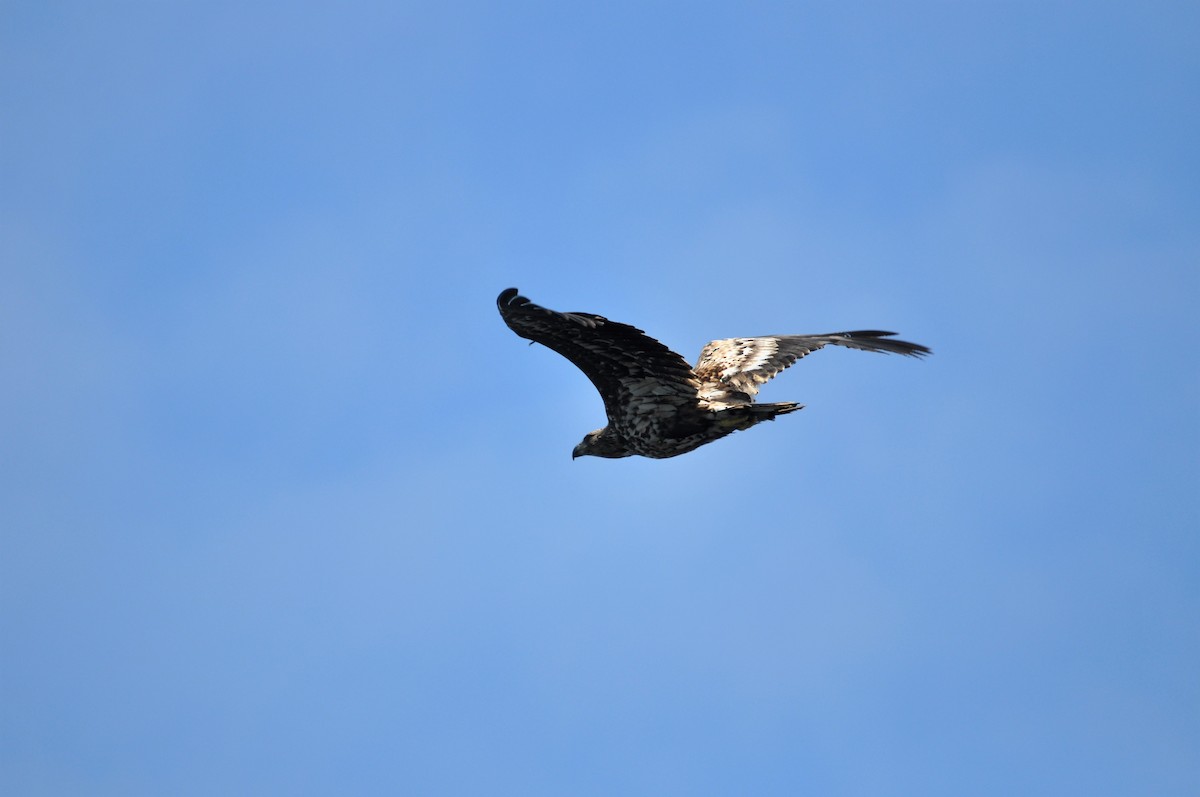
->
<box><xmin>710</xmin><ymin>338</ymin><xmax>779</xmax><ymax>379</ymax></box>
<box><xmin>694</xmin><ymin>337</ymin><xmax>823</xmax><ymax>399</ymax></box>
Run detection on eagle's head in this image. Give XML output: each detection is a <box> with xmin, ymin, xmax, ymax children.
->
<box><xmin>572</xmin><ymin>428</ymin><xmax>631</xmax><ymax>459</ymax></box>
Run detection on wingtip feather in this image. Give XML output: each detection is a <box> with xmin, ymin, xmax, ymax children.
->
<box><xmin>836</xmin><ymin>330</ymin><xmax>932</xmax><ymax>357</ymax></box>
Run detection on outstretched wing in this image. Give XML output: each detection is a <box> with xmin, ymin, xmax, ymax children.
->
<box><xmin>694</xmin><ymin>331</ymin><xmax>931</xmax><ymax>398</ymax></box>
<box><xmin>497</xmin><ymin>288</ymin><xmax>701</xmax><ymax>423</ymax></box>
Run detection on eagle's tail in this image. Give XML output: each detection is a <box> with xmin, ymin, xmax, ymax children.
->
<box><xmin>755</xmin><ymin>401</ymin><xmax>803</xmax><ymax>419</ymax></box>
<box><xmin>718</xmin><ymin>401</ymin><xmax>803</xmax><ymax>432</ymax></box>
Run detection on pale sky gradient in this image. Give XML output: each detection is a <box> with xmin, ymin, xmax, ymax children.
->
<box><xmin>2</xmin><ymin>3</ymin><xmax>1198</xmax><ymax>795</ymax></box>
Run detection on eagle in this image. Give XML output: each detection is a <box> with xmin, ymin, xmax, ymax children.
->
<box><xmin>497</xmin><ymin>287</ymin><xmax>930</xmax><ymax>459</ymax></box>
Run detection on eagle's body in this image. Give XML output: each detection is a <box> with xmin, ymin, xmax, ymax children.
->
<box><xmin>497</xmin><ymin>288</ymin><xmax>929</xmax><ymax>459</ymax></box>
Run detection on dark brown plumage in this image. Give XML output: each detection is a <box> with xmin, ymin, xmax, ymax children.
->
<box><xmin>497</xmin><ymin>288</ymin><xmax>930</xmax><ymax>459</ymax></box>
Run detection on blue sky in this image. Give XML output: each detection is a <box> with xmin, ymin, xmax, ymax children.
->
<box><xmin>2</xmin><ymin>2</ymin><xmax>1198</xmax><ymax>795</ymax></box>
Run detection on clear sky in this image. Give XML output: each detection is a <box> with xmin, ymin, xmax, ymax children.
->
<box><xmin>2</xmin><ymin>2</ymin><xmax>1198</xmax><ymax>795</ymax></box>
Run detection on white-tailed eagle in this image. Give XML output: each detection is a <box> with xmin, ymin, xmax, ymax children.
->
<box><xmin>497</xmin><ymin>288</ymin><xmax>930</xmax><ymax>459</ymax></box>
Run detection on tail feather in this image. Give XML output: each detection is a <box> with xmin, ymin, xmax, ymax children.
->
<box><xmin>754</xmin><ymin>401</ymin><xmax>803</xmax><ymax>419</ymax></box>
<box><xmin>716</xmin><ymin>401</ymin><xmax>803</xmax><ymax>433</ymax></box>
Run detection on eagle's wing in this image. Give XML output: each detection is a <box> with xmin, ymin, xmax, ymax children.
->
<box><xmin>694</xmin><ymin>331</ymin><xmax>931</xmax><ymax>398</ymax></box>
<box><xmin>497</xmin><ymin>288</ymin><xmax>701</xmax><ymax>423</ymax></box>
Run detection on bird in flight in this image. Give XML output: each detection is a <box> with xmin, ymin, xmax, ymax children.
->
<box><xmin>497</xmin><ymin>288</ymin><xmax>930</xmax><ymax>459</ymax></box>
